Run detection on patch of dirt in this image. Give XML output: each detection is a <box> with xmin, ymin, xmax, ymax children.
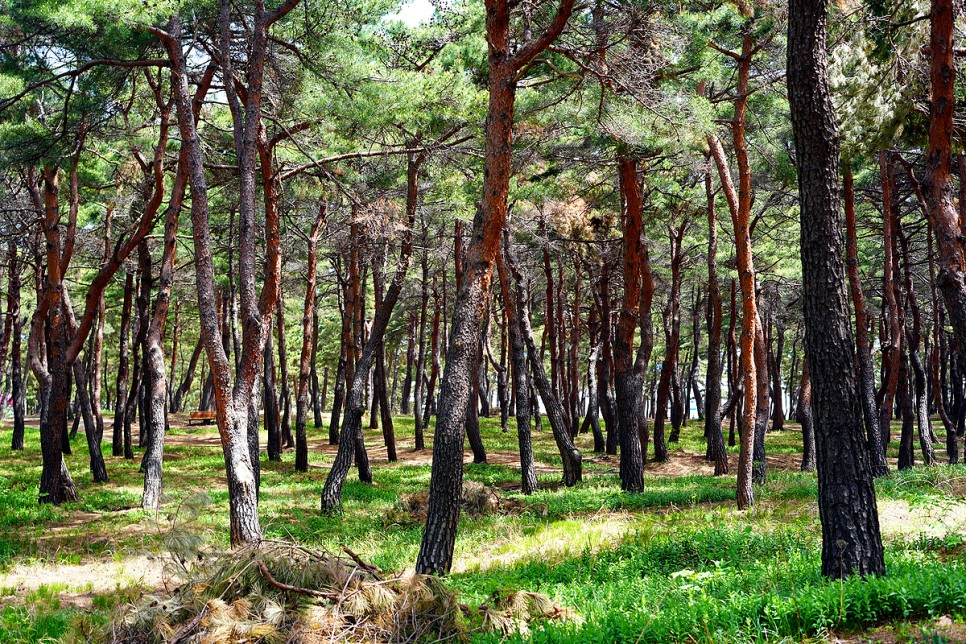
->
<box><xmin>834</xmin><ymin>615</ymin><xmax>966</xmax><ymax>643</ymax></box>
<box><xmin>0</xmin><ymin>555</ymin><xmax>164</xmax><ymax>610</ymax></box>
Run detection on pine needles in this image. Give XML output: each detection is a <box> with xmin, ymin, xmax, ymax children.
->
<box><xmin>90</xmin><ymin>494</ymin><xmax>574</xmax><ymax>643</ymax></box>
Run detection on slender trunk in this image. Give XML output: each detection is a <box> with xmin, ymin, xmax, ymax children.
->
<box><xmin>797</xmin><ymin>359</ymin><xmax>816</xmax><ymax>472</ymax></box>
<box><xmin>497</xmin><ymin>247</ymin><xmax>538</xmax><ymax>494</ymax></box>
<box><xmin>844</xmin><ymin>167</ymin><xmax>889</xmax><ymax>476</ymax></box>
<box><xmin>277</xmin><ymin>285</ymin><xmax>293</xmax><ymax>449</ymax></box>
<box><xmin>113</xmin><ymin>273</ymin><xmax>135</xmax><ymax>457</ymax></box>
<box><xmin>504</xmin><ymin>234</ymin><xmax>581</xmax><ymax>486</ymax></box>
<box><xmin>172</xmin><ymin>339</ymin><xmax>202</xmax><ymax>413</ymax></box>
<box><xmin>142</xmin><ymin>137</ymin><xmax>186</xmax><ymax>509</ymax></box>
<box><xmin>311</xmin><ymin>304</ymin><xmax>323</xmax><ymax>429</ymax></box>
<box><xmin>321</xmin><ymin>150</ymin><xmax>422</xmax><ymax>509</ymax></box>
<box><xmin>703</xmin><ymin>161</ymin><xmax>728</xmax><ymax>475</ymax></box>
<box><xmin>9</xmin><ymin>240</ymin><xmax>24</xmax><ymax>451</ymax></box>
<box><xmin>401</xmin><ymin>315</ymin><xmax>416</xmax><ymax>415</ymax></box>
<box><xmin>413</xmin><ymin>250</ymin><xmax>429</xmax><ymax>449</ymax></box>
<box><xmin>295</xmin><ymin>202</ymin><xmax>325</xmax><ymax>471</ymax></box>
<box><xmin>264</xmin><ymin>327</ymin><xmax>281</xmax><ymax>462</ymax></box>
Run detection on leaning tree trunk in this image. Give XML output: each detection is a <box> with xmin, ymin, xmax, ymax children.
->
<box><xmin>416</xmin><ymin>0</ymin><xmax>575</xmax><ymax>575</ymax></box>
<box><xmin>320</xmin><ymin>147</ymin><xmax>424</xmax><ymax>511</ymax></box>
<box><xmin>787</xmin><ymin>0</ymin><xmax>885</xmax><ymax>577</ymax></box>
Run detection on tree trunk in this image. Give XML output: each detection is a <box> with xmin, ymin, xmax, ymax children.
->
<box><xmin>142</xmin><ymin>137</ymin><xmax>186</xmax><ymax>510</ymax></box>
<box><xmin>321</xmin><ymin>147</ymin><xmax>422</xmax><ymax>510</ymax></box>
<box><xmin>412</xmin><ymin>250</ymin><xmax>429</xmax><ymax>449</ymax></box>
<box><xmin>295</xmin><ymin>202</ymin><xmax>325</xmax><ymax>472</ymax></box>
<box><xmin>703</xmin><ymin>160</ymin><xmax>728</xmax><ymax>475</ymax></box>
<box><xmin>311</xmin><ymin>304</ymin><xmax>323</xmax><ymax>428</ymax></box>
<box><xmin>921</xmin><ymin>0</ymin><xmax>966</xmax><ymax>355</ymax></box>
<box><xmin>796</xmin><ymin>359</ymin><xmax>816</xmax><ymax>472</ymax></box>
<box><xmin>614</xmin><ymin>156</ymin><xmax>654</xmax><ymax>492</ymax></box>
<box><xmin>172</xmin><ymin>339</ymin><xmax>202</xmax><ymax>413</ymax></box>
<box><xmin>277</xmin><ymin>286</ymin><xmax>293</xmax><ymax>449</ymax></box>
<box><xmin>416</xmin><ymin>0</ymin><xmax>574</xmax><ymax>575</ymax></box>
<box><xmin>9</xmin><ymin>240</ymin><xmax>24</xmax><ymax>451</ymax></box>
<box><xmin>113</xmin><ymin>272</ymin><xmax>135</xmax><ymax>457</ymax></box>
<box><xmin>504</xmin><ymin>233</ymin><xmax>581</xmax><ymax>486</ymax></box>
<box><xmin>497</xmin><ymin>245</ymin><xmax>537</xmax><ymax>494</ymax></box>
<box><xmin>787</xmin><ymin>0</ymin><xmax>886</xmax><ymax>576</ymax></box>
<box><xmin>844</xmin><ymin>167</ymin><xmax>889</xmax><ymax>476</ymax></box>
<box><xmin>264</xmin><ymin>327</ymin><xmax>281</xmax><ymax>462</ymax></box>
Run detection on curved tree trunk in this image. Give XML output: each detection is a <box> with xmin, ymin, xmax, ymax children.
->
<box><xmin>321</xmin><ymin>148</ymin><xmax>424</xmax><ymax>510</ymax></box>
<box><xmin>416</xmin><ymin>0</ymin><xmax>574</xmax><ymax>575</ymax></box>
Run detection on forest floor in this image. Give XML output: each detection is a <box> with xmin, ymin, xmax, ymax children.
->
<box><xmin>0</xmin><ymin>414</ymin><xmax>965</xmax><ymax>642</ymax></box>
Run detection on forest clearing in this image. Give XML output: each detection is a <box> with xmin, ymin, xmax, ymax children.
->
<box><xmin>3</xmin><ymin>0</ymin><xmax>966</xmax><ymax>641</ymax></box>
<box><xmin>2</xmin><ymin>417</ymin><xmax>966</xmax><ymax>642</ymax></box>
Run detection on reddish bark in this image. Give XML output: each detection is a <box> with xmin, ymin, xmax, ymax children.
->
<box><xmin>417</xmin><ymin>0</ymin><xmax>575</xmax><ymax>575</ymax></box>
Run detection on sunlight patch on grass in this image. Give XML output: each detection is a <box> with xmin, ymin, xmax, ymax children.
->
<box><xmin>454</xmin><ymin>513</ymin><xmax>637</xmax><ymax>574</ymax></box>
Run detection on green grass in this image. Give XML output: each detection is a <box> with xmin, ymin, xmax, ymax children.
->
<box><xmin>0</xmin><ymin>416</ymin><xmax>965</xmax><ymax>642</ymax></box>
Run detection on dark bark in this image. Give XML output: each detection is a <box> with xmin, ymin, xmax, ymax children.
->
<box><xmin>412</xmin><ymin>249</ymin><xmax>429</xmax><ymax>449</ymax></box>
<box><xmin>497</xmin><ymin>243</ymin><xmax>538</xmax><ymax>494</ymax></box>
<box><xmin>598</xmin><ymin>262</ymin><xmax>619</xmax><ymax>455</ymax></box>
<box><xmin>505</xmin><ymin>234</ymin><xmax>581</xmax><ymax>486</ymax></box>
<box><xmin>113</xmin><ymin>272</ymin><xmax>135</xmax><ymax>458</ymax></box>
<box><xmin>787</xmin><ymin>0</ymin><xmax>886</xmax><ymax>576</ymax></box>
<box><xmin>703</xmin><ymin>161</ymin><xmax>728</xmax><ymax>475</ymax></box>
<box><xmin>401</xmin><ymin>315</ymin><xmax>416</xmax><ymax>415</ymax></box>
<box><xmin>172</xmin><ymin>339</ymin><xmax>202</xmax><ymax>413</ymax></box>
<box><xmin>654</xmin><ymin>223</ymin><xmax>686</xmax><ymax>458</ymax></box>
<box><xmin>9</xmin><ymin>240</ymin><xmax>24</xmax><ymax>451</ymax></box>
<box><xmin>264</xmin><ymin>328</ymin><xmax>281</xmax><ymax>462</ymax></box>
<box><xmin>277</xmin><ymin>286</ymin><xmax>293</xmax><ymax>449</ymax></box>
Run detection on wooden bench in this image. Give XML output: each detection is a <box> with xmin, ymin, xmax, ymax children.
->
<box><xmin>188</xmin><ymin>411</ymin><xmax>217</xmax><ymax>426</ymax></box>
